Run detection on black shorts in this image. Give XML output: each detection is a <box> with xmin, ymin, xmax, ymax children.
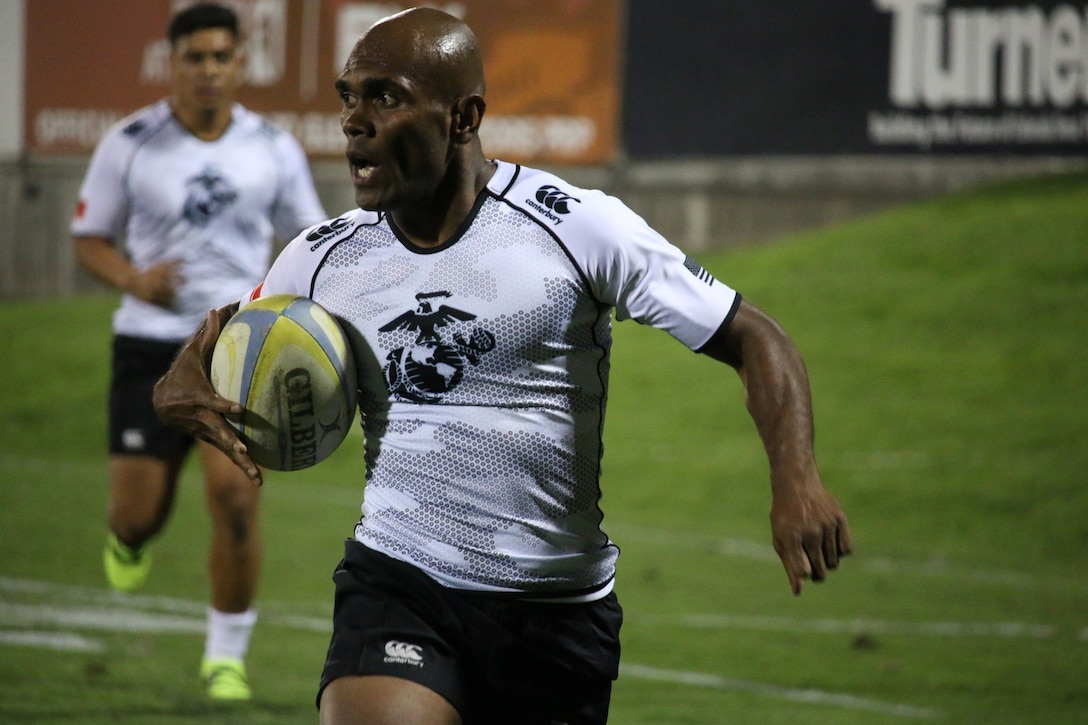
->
<box><xmin>108</xmin><ymin>335</ymin><xmax>193</xmax><ymax>458</ymax></box>
<box><xmin>319</xmin><ymin>541</ymin><xmax>623</xmax><ymax>725</ymax></box>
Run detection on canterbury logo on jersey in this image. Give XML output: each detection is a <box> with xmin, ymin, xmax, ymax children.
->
<box><xmin>307</xmin><ymin>216</ymin><xmax>353</xmax><ymax>251</ymax></box>
<box><xmin>525</xmin><ymin>184</ymin><xmax>580</xmax><ymax>226</ymax></box>
<box><xmin>383</xmin><ymin>640</ymin><xmax>425</xmax><ymax>667</ymax></box>
<box><xmin>683</xmin><ymin>255</ymin><xmax>716</xmax><ymax>287</ymax></box>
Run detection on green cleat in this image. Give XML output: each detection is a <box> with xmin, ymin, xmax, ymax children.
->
<box><xmin>103</xmin><ymin>533</ymin><xmax>151</xmax><ymax>592</ymax></box>
<box><xmin>201</xmin><ymin>657</ymin><xmax>252</xmax><ymax>701</ymax></box>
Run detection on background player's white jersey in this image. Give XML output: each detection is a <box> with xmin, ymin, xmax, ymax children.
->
<box><xmin>249</xmin><ymin>161</ymin><xmax>740</xmax><ymax>597</ymax></box>
<box><xmin>72</xmin><ymin>100</ymin><xmax>327</xmax><ymax>341</ymax></box>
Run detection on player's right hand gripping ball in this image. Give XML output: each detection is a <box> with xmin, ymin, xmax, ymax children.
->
<box><xmin>210</xmin><ymin>294</ymin><xmax>358</xmax><ymax>471</ymax></box>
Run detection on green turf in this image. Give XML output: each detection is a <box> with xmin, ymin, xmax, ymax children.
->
<box><xmin>2</xmin><ymin>172</ymin><xmax>1087</xmax><ymax>723</ymax></box>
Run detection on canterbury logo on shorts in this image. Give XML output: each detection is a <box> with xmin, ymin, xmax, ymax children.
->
<box><xmin>383</xmin><ymin>640</ymin><xmax>424</xmax><ymax>667</ymax></box>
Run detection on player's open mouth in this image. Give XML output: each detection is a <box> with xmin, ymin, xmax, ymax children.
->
<box><xmin>349</xmin><ymin>159</ymin><xmax>377</xmax><ymax>183</ymax></box>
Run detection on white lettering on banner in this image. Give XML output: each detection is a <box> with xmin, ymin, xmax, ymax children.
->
<box><xmin>244</xmin><ymin>0</ymin><xmax>288</xmax><ymax>86</ymax></box>
<box><xmin>261</xmin><ymin>112</ymin><xmax>597</xmax><ymax>159</ymax></box>
<box><xmin>35</xmin><ymin>109</ymin><xmax>124</xmax><ymax>148</ymax></box>
<box><xmin>33</xmin><ymin>108</ymin><xmax>343</xmax><ymax>155</ymax></box>
<box><xmin>868</xmin><ymin>110</ymin><xmax>1088</xmax><ymax>146</ymax></box>
<box><xmin>480</xmin><ymin>115</ymin><xmax>597</xmax><ymax>157</ymax></box>
<box><xmin>141</xmin><ymin>39</ymin><xmax>172</xmax><ymax>84</ymax></box>
<box><xmin>875</xmin><ymin>0</ymin><xmax>1088</xmax><ymax>108</ymax></box>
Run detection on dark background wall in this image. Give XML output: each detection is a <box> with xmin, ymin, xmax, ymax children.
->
<box><xmin>624</xmin><ymin>1</ymin><xmax>891</xmax><ymax>155</ymax></box>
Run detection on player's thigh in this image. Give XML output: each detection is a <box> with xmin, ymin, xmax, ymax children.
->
<box><xmin>108</xmin><ymin>335</ymin><xmax>189</xmax><ymax>459</ymax></box>
<box><xmin>320</xmin><ymin>675</ymin><xmax>461</xmax><ymax>725</ymax></box>
<box><xmin>108</xmin><ymin>452</ymin><xmax>183</xmax><ymax>485</ymax></box>
<box><xmin>197</xmin><ymin>440</ymin><xmax>260</xmax><ymax>510</ymax></box>
<box><xmin>108</xmin><ymin>454</ymin><xmax>184</xmax><ymax>504</ymax></box>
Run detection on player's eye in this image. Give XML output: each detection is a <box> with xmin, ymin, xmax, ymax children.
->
<box><xmin>359</xmin><ymin>79</ymin><xmax>401</xmax><ymax>108</ymax></box>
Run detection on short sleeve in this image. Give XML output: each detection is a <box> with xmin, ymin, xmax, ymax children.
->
<box><xmin>568</xmin><ymin>192</ymin><xmax>739</xmax><ymax>351</ymax></box>
<box><xmin>70</xmin><ymin>129</ymin><xmax>133</xmax><ymax>239</ymax></box>
<box><xmin>270</xmin><ymin>132</ymin><xmax>328</xmax><ymax>241</ymax></box>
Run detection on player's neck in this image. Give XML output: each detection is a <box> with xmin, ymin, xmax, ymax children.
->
<box><xmin>391</xmin><ymin>158</ymin><xmax>496</xmax><ymax>249</ymax></box>
<box><xmin>170</xmin><ymin>101</ymin><xmax>233</xmax><ymax>142</ymax></box>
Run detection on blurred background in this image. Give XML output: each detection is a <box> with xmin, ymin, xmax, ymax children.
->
<box><xmin>3</xmin><ymin>0</ymin><xmax>1086</xmax><ymax>300</ymax></box>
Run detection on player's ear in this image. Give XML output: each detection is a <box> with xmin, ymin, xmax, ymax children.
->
<box><xmin>451</xmin><ymin>95</ymin><xmax>486</xmax><ymax>143</ymax></box>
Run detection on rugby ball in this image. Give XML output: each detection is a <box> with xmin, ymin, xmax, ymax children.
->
<box><xmin>209</xmin><ymin>294</ymin><xmax>358</xmax><ymax>471</ymax></box>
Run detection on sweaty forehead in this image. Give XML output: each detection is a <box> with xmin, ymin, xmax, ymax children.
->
<box><xmin>344</xmin><ymin>27</ymin><xmax>435</xmax><ymax>80</ymax></box>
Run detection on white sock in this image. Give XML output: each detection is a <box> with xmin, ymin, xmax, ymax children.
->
<box><xmin>204</xmin><ymin>607</ymin><xmax>258</xmax><ymax>662</ymax></box>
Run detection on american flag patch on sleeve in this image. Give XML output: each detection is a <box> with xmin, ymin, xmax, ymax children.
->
<box><xmin>683</xmin><ymin>255</ymin><xmax>715</xmax><ymax>286</ymax></box>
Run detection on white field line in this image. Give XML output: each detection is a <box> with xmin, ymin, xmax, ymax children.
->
<box><xmin>621</xmin><ymin>664</ymin><xmax>939</xmax><ymax>720</ymax></box>
<box><xmin>0</xmin><ymin>576</ymin><xmax>330</xmax><ymax>631</ymax></box>
<box><xmin>0</xmin><ymin>630</ymin><xmax>105</xmax><ymax>653</ymax></box>
<box><xmin>0</xmin><ymin>602</ymin><xmax>205</xmax><ymax>634</ymax></box>
<box><xmin>0</xmin><ymin>576</ymin><xmax>937</xmax><ymax>719</ymax></box>
<box><xmin>0</xmin><ymin>576</ymin><xmax>207</xmax><ymax>615</ymax></box>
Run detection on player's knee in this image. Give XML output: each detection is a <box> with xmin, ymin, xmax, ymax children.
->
<box><xmin>107</xmin><ymin>496</ymin><xmax>169</xmax><ymax>544</ymax></box>
<box><xmin>205</xmin><ymin>479</ymin><xmax>258</xmax><ymax>532</ymax></box>
<box><xmin>108</xmin><ymin>515</ymin><xmax>159</xmax><ymax>546</ymax></box>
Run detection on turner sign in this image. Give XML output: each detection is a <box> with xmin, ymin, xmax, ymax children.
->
<box><xmin>879</xmin><ymin>0</ymin><xmax>1088</xmax><ymax>108</ymax></box>
<box><xmin>870</xmin><ymin>0</ymin><xmax>1088</xmax><ymax>149</ymax></box>
<box><xmin>622</xmin><ymin>1</ymin><xmax>1088</xmax><ymax>157</ymax></box>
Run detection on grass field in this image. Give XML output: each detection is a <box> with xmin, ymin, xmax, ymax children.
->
<box><xmin>2</xmin><ymin>172</ymin><xmax>1087</xmax><ymax>724</ymax></box>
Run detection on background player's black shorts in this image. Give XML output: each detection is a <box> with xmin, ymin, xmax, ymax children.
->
<box><xmin>109</xmin><ymin>335</ymin><xmax>192</xmax><ymax>458</ymax></box>
<box><xmin>319</xmin><ymin>541</ymin><xmax>623</xmax><ymax>725</ymax></box>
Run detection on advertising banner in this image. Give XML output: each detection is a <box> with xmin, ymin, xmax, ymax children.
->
<box><xmin>624</xmin><ymin>0</ymin><xmax>1088</xmax><ymax>156</ymax></box>
<box><xmin>25</xmin><ymin>0</ymin><xmax>622</xmax><ymax>163</ymax></box>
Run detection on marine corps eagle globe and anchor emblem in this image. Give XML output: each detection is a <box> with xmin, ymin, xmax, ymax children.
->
<box><xmin>379</xmin><ymin>291</ymin><xmax>496</xmax><ymax>402</ymax></box>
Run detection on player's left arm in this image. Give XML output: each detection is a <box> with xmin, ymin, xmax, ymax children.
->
<box><xmin>152</xmin><ymin>302</ymin><xmax>263</xmax><ymax>484</ymax></box>
<box><xmin>700</xmin><ymin>299</ymin><xmax>853</xmax><ymax>595</ymax></box>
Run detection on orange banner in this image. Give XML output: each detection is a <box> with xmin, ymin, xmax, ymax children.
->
<box><xmin>25</xmin><ymin>0</ymin><xmax>621</xmax><ymax>164</ymax></box>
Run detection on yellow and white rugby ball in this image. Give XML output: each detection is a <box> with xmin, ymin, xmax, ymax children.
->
<box><xmin>210</xmin><ymin>294</ymin><xmax>358</xmax><ymax>471</ymax></box>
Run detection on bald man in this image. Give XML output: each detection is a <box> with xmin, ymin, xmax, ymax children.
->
<box><xmin>154</xmin><ymin>8</ymin><xmax>852</xmax><ymax>724</ymax></box>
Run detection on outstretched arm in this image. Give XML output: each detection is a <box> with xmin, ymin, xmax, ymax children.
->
<box><xmin>700</xmin><ymin>299</ymin><xmax>852</xmax><ymax>595</ymax></box>
<box><xmin>152</xmin><ymin>302</ymin><xmax>263</xmax><ymax>484</ymax></box>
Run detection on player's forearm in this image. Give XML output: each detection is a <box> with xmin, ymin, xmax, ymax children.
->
<box><xmin>739</xmin><ymin>331</ymin><xmax>821</xmax><ymax>494</ymax></box>
<box><xmin>73</xmin><ymin>236</ymin><xmax>136</xmax><ymax>292</ymax></box>
<box><xmin>704</xmin><ymin>301</ymin><xmax>821</xmax><ymax>492</ymax></box>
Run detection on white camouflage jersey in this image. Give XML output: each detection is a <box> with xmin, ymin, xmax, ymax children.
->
<box><xmin>72</xmin><ymin>99</ymin><xmax>327</xmax><ymax>341</ymax></box>
<box><xmin>247</xmin><ymin>161</ymin><xmax>740</xmax><ymax>598</ymax></box>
